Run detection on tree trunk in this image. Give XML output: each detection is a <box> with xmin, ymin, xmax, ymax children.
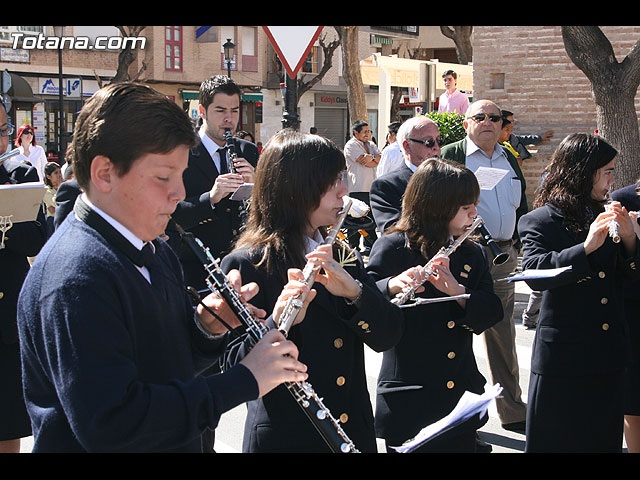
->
<box><xmin>562</xmin><ymin>26</ymin><xmax>640</xmax><ymax>188</ymax></box>
<box><xmin>440</xmin><ymin>26</ymin><xmax>473</xmax><ymax>65</ymax></box>
<box><xmin>334</xmin><ymin>26</ymin><xmax>368</xmax><ymax>125</ymax></box>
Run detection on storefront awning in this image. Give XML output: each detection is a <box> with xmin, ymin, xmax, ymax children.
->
<box><xmin>242</xmin><ymin>92</ymin><xmax>262</xmax><ymax>103</ymax></box>
<box><xmin>7</xmin><ymin>72</ymin><xmax>42</xmax><ymax>103</ymax></box>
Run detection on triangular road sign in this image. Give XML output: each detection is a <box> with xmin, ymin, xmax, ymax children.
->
<box><xmin>263</xmin><ymin>26</ymin><xmax>324</xmax><ymax>79</ymax></box>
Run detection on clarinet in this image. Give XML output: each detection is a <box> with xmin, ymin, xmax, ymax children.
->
<box><xmin>278</xmin><ymin>197</ymin><xmax>353</xmax><ymax>337</ymax></box>
<box><xmin>224</xmin><ymin>128</ymin><xmax>248</xmax><ymax>223</ymax></box>
<box><xmin>391</xmin><ymin>216</ymin><xmax>483</xmax><ymax>306</ymax></box>
<box><xmin>176</xmin><ymin>224</ymin><xmax>360</xmax><ymax>454</ymax></box>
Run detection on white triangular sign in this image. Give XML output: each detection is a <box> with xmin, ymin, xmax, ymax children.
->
<box><xmin>263</xmin><ymin>26</ymin><xmax>324</xmax><ymax>79</ymax></box>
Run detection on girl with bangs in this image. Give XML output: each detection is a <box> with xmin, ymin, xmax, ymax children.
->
<box><xmin>367</xmin><ymin>158</ymin><xmax>503</xmax><ymax>453</ymax></box>
<box><xmin>221</xmin><ymin>129</ymin><xmax>403</xmax><ymax>453</ymax></box>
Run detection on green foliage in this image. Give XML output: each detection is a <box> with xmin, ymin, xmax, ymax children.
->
<box><xmin>424</xmin><ymin>111</ymin><xmax>467</xmax><ymax>146</ymax></box>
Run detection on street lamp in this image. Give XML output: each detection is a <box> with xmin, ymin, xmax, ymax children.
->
<box><xmin>223</xmin><ymin>38</ymin><xmax>235</xmax><ymax>78</ymax></box>
<box><xmin>53</xmin><ymin>25</ymin><xmax>65</xmax><ymax>161</ymax></box>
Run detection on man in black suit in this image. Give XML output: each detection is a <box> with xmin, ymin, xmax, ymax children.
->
<box><xmin>0</xmin><ymin>98</ymin><xmax>47</xmax><ymax>453</ymax></box>
<box><xmin>168</xmin><ymin>75</ymin><xmax>259</xmax><ymax>292</ymax></box>
<box><xmin>369</xmin><ymin>116</ymin><xmax>442</xmax><ymax>233</ymax></box>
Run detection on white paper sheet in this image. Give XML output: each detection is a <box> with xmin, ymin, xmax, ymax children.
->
<box><xmin>392</xmin><ymin>383</ymin><xmax>503</xmax><ymax>453</ymax></box>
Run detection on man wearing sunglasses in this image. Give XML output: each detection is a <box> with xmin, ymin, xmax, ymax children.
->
<box><xmin>370</xmin><ymin>116</ymin><xmax>442</xmax><ymax>233</ymax></box>
<box><xmin>441</xmin><ymin>99</ymin><xmax>529</xmax><ymax>436</ymax></box>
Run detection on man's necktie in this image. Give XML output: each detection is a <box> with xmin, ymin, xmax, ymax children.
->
<box><xmin>218</xmin><ymin>147</ymin><xmax>228</xmax><ymax>174</ymax></box>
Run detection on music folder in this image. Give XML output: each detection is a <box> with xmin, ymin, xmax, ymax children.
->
<box><xmin>0</xmin><ymin>182</ymin><xmax>46</xmax><ymax>223</ymax></box>
<box><xmin>230</xmin><ymin>183</ymin><xmax>253</xmax><ymax>201</ymax></box>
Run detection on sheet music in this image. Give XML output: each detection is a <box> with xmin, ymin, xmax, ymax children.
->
<box><xmin>0</xmin><ymin>181</ymin><xmax>45</xmax><ymax>222</ymax></box>
<box><xmin>392</xmin><ymin>383</ymin><xmax>503</xmax><ymax>453</ymax></box>
<box><xmin>503</xmin><ymin>265</ymin><xmax>572</xmax><ymax>282</ymax></box>
<box><xmin>474</xmin><ymin>166</ymin><xmax>509</xmax><ymax>190</ymax></box>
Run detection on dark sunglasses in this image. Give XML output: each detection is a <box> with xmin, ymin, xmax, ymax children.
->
<box><xmin>408</xmin><ymin>137</ymin><xmax>444</xmax><ymax>148</ymax></box>
<box><xmin>469</xmin><ymin>113</ymin><xmax>502</xmax><ymax>123</ymax></box>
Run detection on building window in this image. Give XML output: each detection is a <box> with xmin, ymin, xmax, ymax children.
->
<box><xmin>0</xmin><ymin>25</ymin><xmax>43</xmax><ymax>42</ymax></box>
<box><xmin>301</xmin><ymin>46</ymin><xmax>319</xmax><ymax>74</ymax></box>
<box><xmin>165</xmin><ymin>26</ymin><xmax>182</xmax><ymax>71</ymax></box>
<box><xmin>241</xmin><ymin>26</ymin><xmax>258</xmax><ymax>72</ymax></box>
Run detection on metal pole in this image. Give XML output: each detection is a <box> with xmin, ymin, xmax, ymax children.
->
<box><xmin>281</xmin><ymin>75</ymin><xmax>299</xmax><ymax>130</ymax></box>
<box><xmin>58</xmin><ymin>46</ymin><xmax>64</xmax><ymax>161</ymax></box>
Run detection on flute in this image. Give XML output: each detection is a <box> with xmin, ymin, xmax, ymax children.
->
<box><xmin>0</xmin><ymin>148</ymin><xmax>20</xmax><ymax>164</ymax></box>
<box><xmin>176</xmin><ymin>222</ymin><xmax>359</xmax><ymax>454</ymax></box>
<box><xmin>605</xmin><ymin>192</ymin><xmax>621</xmax><ymax>243</ymax></box>
<box><xmin>277</xmin><ymin>197</ymin><xmax>353</xmax><ymax>337</ymax></box>
<box><xmin>391</xmin><ymin>216</ymin><xmax>483</xmax><ymax>306</ymax></box>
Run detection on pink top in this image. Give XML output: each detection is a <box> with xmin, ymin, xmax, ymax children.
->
<box><xmin>438</xmin><ymin>89</ymin><xmax>469</xmax><ymax>115</ymax></box>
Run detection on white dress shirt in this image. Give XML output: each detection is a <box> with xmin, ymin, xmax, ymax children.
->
<box><xmin>199</xmin><ymin>127</ymin><xmax>227</xmax><ymax>173</ymax></box>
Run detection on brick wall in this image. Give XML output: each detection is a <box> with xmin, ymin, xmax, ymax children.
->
<box><xmin>472</xmin><ymin>26</ymin><xmax>640</xmax><ymax>207</ymax></box>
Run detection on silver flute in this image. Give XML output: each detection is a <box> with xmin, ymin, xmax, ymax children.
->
<box><xmin>278</xmin><ymin>197</ymin><xmax>353</xmax><ymax>337</ymax></box>
<box><xmin>176</xmin><ymin>223</ymin><xmax>359</xmax><ymax>454</ymax></box>
<box><xmin>605</xmin><ymin>192</ymin><xmax>621</xmax><ymax>243</ymax></box>
<box><xmin>391</xmin><ymin>216</ymin><xmax>483</xmax><ymax>306</ymax></box>
<box><xmin>0</xmin><ymin>148</ymin><xmax>20</xmax><ymax>164</ymax></box>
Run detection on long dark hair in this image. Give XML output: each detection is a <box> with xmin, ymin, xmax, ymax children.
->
<box><xmin>535</xmin><ymin>132</ymin><xmax>617</xmax><ymax>234</ymax></box>
<box><xmin>234</xmin><ymin>129</ymin><xmax>346</xmax><ymax>280</ymax></box>
<box><xmin>390</xmin><ymin>158</ymin><xmax>480</xmax><ymax>259</ymax></box>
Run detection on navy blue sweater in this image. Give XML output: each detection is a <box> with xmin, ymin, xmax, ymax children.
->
<box><xmin>17</xmin><ymin>213</ymin><xmax>257</xmax><ymax>452</ymax></box>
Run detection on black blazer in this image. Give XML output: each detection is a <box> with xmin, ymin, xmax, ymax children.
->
<box><xmin>54</xmin><ymin>178</ymin><xmax>81</xmax><ymax>230</ymax></box>
<box><xmin>366</xmin><ymin>232</ymin><xmax>502</xmax><ymax>443</ymax></box>
<box><xmin>369</xmin><ymin>163</ymin><xmax>413</xmax><ymax>233</ymax></box>
<box><xmin>168</xmin><ymin>137</ymin><xmax>259</xmax><ymax>290</ymax></box>
<box><xmin>0</xmin><ymin>159</ymin><xmax>47</xmax><ymax>343</ymax></box>
<box><xmin>220</xmin><ymin>244</ymin><xmax>404</xmax><ymax>453</ymax></box>
<box><xmin>518</xmin><ymin>203</ymin><xmax>640</xmax><ymax>377</ymax></box>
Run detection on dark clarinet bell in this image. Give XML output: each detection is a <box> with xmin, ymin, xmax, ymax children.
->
<box><xmin>477</xmin><ymin>221</ymin><xmax>510</xmax><ymax>266</ymax></box>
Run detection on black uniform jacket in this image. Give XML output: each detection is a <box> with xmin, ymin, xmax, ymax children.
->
<box><xmin>366</xmin><ymin>232</ymin><xmax>502</xmax><ymax>443</ymax></box>
<box><xmin>168</xmin><ymin>137</ymin><xmax>259</xmax><ymax>290</ymax></box>
<box><xmin>369</xmin><ymin>162</ymin><xmax>413</xmax><ymax>233</ymax></box>
<box><xmin>0</xmin><ymin>158</ymin><xmax>47</xmax><ymax>344</ymax></box>
<box><xmin>518</xmin><ymin>203</ymin><xmax>640</xmax><ymax>377</ymax></box>
<box><xmin>220</xmin><ymin>243</ymin><xmax>404</xmax><ymax>453</ymax></box>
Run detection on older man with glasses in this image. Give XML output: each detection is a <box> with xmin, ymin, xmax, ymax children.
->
<box><xmin>441</xmin><ymin>99</ymin><xmax>529</xmax><ymax>437</ymax></box>
<box><xmin>370</xmin><ymin>116</ymin><xmax>442</xmax><ymax>234</ymax></box>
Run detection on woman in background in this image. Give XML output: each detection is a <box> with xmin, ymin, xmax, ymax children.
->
<box><xmin>14</xmin><ymin>124</ymin><xmax>47</xmax><ymax>181</ymax></box>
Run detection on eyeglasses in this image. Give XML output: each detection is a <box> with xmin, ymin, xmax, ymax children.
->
<box><xmin>22</xmin><ymin>130</ymin><xmax>33</xmax><ymax>135</ymax></box>
<box><xmin>0</xmin><ymin>123</ymin><xmax>14</xmax><ymax>137</ymax></box>
<box><xmin>332</xmin><ymin>170</ymin><xmax>348</xmax><ymax>189</ymax></box>
<box><xmin>408</xmin><ymin>137</ymin><xmax>444</xmax><ymax>148</ymax></box>
<box><xmin>469</xmin><ymin>113</ymin><xmax>502</xmax><ymax>123</ymax></box>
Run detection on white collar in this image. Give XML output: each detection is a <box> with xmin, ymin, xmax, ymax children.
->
<box><xmin>304</xmin><ymin>229</ymin><xmax>325</xmax><ymax>254</ymax></box>
<box><xmin>198</xmin><ymin>126</ymin><xmax>225</xmax><ymax>158</ymax></box>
